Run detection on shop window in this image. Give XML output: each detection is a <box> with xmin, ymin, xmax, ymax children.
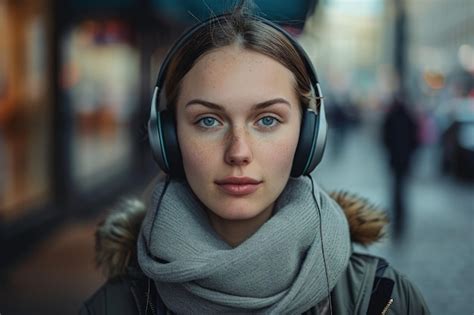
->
<box><xmin>0</xmin><ymin>2</ymin><xmax>52</xmax><ymax>222</ymax></box>
<box><xmin>61</xmin><ymin>19</ymin><xmax>139</xmax><ymax>191</ymax></box>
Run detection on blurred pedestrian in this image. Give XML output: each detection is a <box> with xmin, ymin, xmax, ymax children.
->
<box><xmin>382</xmin><ymin>94</ymin><xmax>419</xmax><ymax>238</ymax></box>
<box><xmin>327</xmin><ymin>95</ymin><xmax>349</xmax><ymax>158</ymax></box>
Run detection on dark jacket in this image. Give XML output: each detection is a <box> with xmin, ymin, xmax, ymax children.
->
<box><xmin>80</xmin><ymin>192</ymin><xmax>430</xmax><ymax>315</ymax></box>
<box><xmin>382</xmin><ymin>100</ymin><xmax>419</xmax><ymax>174</ymax></box>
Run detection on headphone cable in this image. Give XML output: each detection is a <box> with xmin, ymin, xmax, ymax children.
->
<box><xmin>307</xmin><ymin>174</ymin><xmax>333</xmax><ymax>315</ymax></box>
<box><xmin>147</xmin><ymin>175</ymin><xmax>171</xmax><ymax>251</ymax></box>
<box><xmin>144</xmin><ymin>175</ymin><xmax>170</xmax><ymax>313</ymax></box>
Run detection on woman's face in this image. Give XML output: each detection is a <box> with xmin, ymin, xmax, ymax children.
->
<box><xmin>176</xmin><ymin>45</ymin><xmax>301</xmax><ymax>225</ymax></box>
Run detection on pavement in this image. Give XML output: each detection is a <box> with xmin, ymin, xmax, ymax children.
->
<box><xmin>0</xmin><ymin>218</ymin><xmax>105</xmax><ymax>314</ymax></box>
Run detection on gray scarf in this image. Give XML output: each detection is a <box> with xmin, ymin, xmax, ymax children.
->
<box><xmin>137</xmin><ymin>176</ymin><xmax>351</xmax><ymax>314</ymax></box>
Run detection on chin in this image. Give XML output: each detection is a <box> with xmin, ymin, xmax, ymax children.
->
<box><xmin>209</xmin><ymin>200</ymin><xmax>267</xmax><ymax>221</ymax></box>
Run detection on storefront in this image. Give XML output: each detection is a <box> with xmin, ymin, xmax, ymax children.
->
<box><xmin>0</xmin><ymin>0</ymin><xmax>178</xmax><ymax>261</ymax></box>
<box><xmin>0</xmin><ymin>0</ymin><xmax>54</xmax><ymax>232</ymax></box>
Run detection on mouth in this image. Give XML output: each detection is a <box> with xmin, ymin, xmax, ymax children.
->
<box><xmin>215</xmin><ymin>177</ymin><xmax>263</xmax><ymax>196</ymax></box>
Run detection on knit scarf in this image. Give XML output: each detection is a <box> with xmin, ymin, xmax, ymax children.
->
<box><xmin>137</xmin><ymin>176</ymin><xmax>351</xmax><ymax>314</ymax></box>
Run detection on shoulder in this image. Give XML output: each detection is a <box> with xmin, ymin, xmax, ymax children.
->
<box><xmin>336</xmin><ymin>252</ymin><xmax>430</xmax><ymax>315</ymax></box>
<box><xmin>80</xmin><ymin>266</ymin><xmax>167</xmax><ymax>315</ymax></box>
<box><xmin>381</xmin><ymin>263</ymin><xmax>430</xmax><ymax>314</ymax></box>
<box><xmin>79</xmin><ymin>275</ymin><xmax>139</xmax><ymax>315</ymax></box>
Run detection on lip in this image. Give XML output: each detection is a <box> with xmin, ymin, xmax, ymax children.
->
<box><xmin>215</xmin><ymin>177</ymin><xmax>262</xmax><ymax>196</ymax></box>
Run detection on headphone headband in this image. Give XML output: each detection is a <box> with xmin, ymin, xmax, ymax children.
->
<box><xmin>153</xmin><ymin>13</ymin><xmax>320</xmax><ymax>95</ymax></box>
<box><xmin>149</xmin><ymin>13</ymin><xmax>327</xmax><ymax>178</ymax></box>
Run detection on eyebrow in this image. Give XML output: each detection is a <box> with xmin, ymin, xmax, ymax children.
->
<box><xmin>184</xmin><ymin>98</ymin><xmax>292</xmax><ymax>111</ymax></box>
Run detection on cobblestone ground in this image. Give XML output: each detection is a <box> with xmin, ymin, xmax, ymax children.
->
<box><xmin>314</xmin><ymin>115</ymin><xmax>474</xmax><ymax>315</ymax></box>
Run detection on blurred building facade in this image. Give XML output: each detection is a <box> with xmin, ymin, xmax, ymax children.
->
<box><xmin>0</xmin><ymin>0</ymin><xmax>54</xmax><ymax>225</ymax></box>
<box><xmin>0</xmin><ymin>0</ymin><xmax>185</xmax><ymax>264</ymax></box>
<box><xmin>405</xmin><ymin>0</ymin><xmax>474</xmax><ymax>106</ymax></box>
<box><xmin>300</xmin><ymin>0</ymin><xmax>473</xmax><ymax>106</ymax></box>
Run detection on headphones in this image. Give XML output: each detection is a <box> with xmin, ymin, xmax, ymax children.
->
<box><xmin>148</xmin><ymin>14</ymin><xmax>327</xmax><ymax>179</ymax></box>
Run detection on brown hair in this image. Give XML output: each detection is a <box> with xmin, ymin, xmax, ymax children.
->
<box><xmin>161</xmin><ymin>6</ymin><xmax>316</xmax><ymax>113</ymax></box>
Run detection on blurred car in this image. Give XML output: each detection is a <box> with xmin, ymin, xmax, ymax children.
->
<box><xmin>440</xmin><ymin>97</ymin><xmax>474</xmax><ymax>180</ymax></box>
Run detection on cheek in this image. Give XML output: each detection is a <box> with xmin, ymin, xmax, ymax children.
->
<box><xmin>257</xmin><ymin>131</ymin><xmax>299</xmax><ymax>174</ymax></box>
<box><xmin>180</xmin><ymin>138</ymin><xmax>210</xmax><ymax>174</ymax></box>
<box><xmin>272</xmin><ymin>142</ymin><xmax>297</xmax><ymax>172</ymax></box>
<box><xmin>178</xmin><ymin>124</ymin><xmax>221</xmax><ymax>180</ymax></box>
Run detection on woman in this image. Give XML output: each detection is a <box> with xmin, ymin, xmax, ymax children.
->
<box><xmin>80</xmin><ymin>4</ymin><xmax>429</xmax><ymax>315</ymax></box>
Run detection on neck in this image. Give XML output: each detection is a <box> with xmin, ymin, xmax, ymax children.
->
<box><xmin>206</xmin><ymin>203</ymin><xmax>274</xmax><ymax>247</ymax></box>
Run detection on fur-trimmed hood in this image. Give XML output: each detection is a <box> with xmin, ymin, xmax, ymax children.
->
<box><xmin>95</xmin><ymin>191</ymin><xmax>388</xmax><ymax>279</ymax></box>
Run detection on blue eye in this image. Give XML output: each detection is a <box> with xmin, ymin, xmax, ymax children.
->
<box><xmin>197</xmin><ymin>117</ymin><xmax>219</xmax><ymax>128</ymax></box>
<box><xmin>257</xmin><ymin>116</ymin><xmax>278</xmax><ymax>128</ymax></box>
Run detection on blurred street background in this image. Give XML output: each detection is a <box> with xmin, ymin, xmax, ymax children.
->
<box><xmin>0</xmin><ymin>0</ymin><xmax>473</xmax><ymax>314</ymax></box>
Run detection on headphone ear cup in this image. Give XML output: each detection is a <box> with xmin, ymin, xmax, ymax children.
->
<box><xmin>291</xmin><ymin>108</ymin><xmax>326</xmax><ymax>177</ymax></box>
<box><xmin>149</xmin><ymin>109</ymin><xmax>184</xmax><ymax>178</ymax></box>
<box><xmin>160</xmin><ymin>110</ymin><xmax>185</xmax><ymax>178</ymax></box>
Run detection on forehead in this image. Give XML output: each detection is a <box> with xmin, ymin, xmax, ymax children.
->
<box><xmin>178</xmin><ymin>45</ymin><xmax>297</xmax><ymax>106</ymax></box>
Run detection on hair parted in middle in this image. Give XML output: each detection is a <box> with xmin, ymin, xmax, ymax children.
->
<box><xmin>161</xmin><ymin>2</ymin><xmax>318</xmax><ymax>114</ymax></box>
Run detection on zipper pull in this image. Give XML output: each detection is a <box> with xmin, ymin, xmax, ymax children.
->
<box><xmin>381</xmin><ymin>298</ymin><xmax>394</xmax><ymax>315</ymax></box>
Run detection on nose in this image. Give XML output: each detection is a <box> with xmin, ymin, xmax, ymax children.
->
<box><xmin>224</xmin><ymin>129</ymin><xmax>253</xmax><ymax>166</ymax></box>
